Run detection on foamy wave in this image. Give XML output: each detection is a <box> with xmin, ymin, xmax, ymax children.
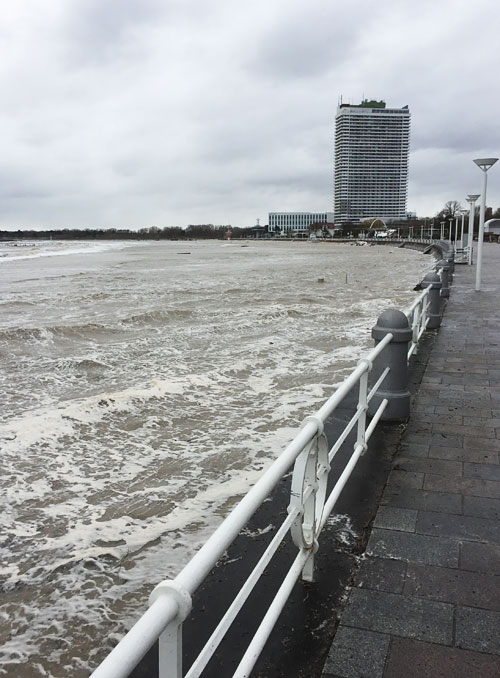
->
<box><xmin>0</xmin><ymin>240</ymin><xmax>134</xmax><ymax>263</ymax></box>
<box><xmin>0</xmin><ymin>377</ymin><xmax>190</xmax><ymax>452</ymax></box>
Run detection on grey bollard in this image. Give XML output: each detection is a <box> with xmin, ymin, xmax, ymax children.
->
<box><xmin>368</xmin><ymin>309</ymin><xmax>412</xmax><ymax>422</ymax></box>
<box><xmin>420</xmin><ymin>272</ymin><xmax>442</xmax><ymax>329</ymax></box>
<box><xmin>446</xmin><ymin>255</ymin><xmax>454</xmax><ymax>280</ymax></box>
<box><xmin>437</xmin><ymin>259</ymin><xmax>450</xmax><ymax>298</ymax></box>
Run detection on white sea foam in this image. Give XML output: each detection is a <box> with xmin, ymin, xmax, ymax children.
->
<box><xmin>0</xmin><ymin>240</ymin><xmax>134</xmax><ymax>263</ymax></box>
<box><xmin>0</xmin><ymin>240</ymin><xmax>433</xmax><ymax>677</ymax></box>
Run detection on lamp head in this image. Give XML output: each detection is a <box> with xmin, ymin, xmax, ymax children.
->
<box><xmin>467</xmin><ymin>194</ymin><xmax>480</xmax><ymax>202</ymax></box>
<box><xmin>473</xmin><ymin>158</ymin><xmax>498</xmax><ymax>171</ymax></box>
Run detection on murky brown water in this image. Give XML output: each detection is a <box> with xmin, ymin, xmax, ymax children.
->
<box><xmin>0</xmin><ymin>239</ymin><xmax>431</xmax><ymax>676</ymax></box>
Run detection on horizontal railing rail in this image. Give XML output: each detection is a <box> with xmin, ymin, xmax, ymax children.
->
<box><xmin>90</xmin><ymin>259</ymin><xmax>448</xmax><ymax>678</ymax></box>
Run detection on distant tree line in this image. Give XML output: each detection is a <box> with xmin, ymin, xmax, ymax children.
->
<box><xmin>434</xmin><ymin>201</ymin><xmax>500</xmax><ymax>222</ymax></box>
<box><xmin>0</xmin><ymin>224</ymin><xmax>256</xmax><ymax>241</ymax></box>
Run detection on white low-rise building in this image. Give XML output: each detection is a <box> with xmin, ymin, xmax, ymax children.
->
<box><xmin>268</xmin><ymin>211</ymin><xmax>334</xmax><ymax>234</ymax></box>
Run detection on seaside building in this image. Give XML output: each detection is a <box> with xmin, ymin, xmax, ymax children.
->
<box><xmin>334</xmin><ymin>100</ymin><xmax>410</xmax><ymax>225</ymax></box>
<box><xmin>268</xmin><ymin>211</ymin><xmax>334</xmax><ymax>235</ymax></box>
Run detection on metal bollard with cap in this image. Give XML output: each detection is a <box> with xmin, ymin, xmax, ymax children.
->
<box><xmin>368</xmin><ymin>309</ymin><xmax>412</xmax><ymax>421</ymax></box>
<box><xmin>420</xmin><ymin>271</ymin><xmax>442</xmax><ymax>329</ymax></box>
<box><xmin>437</xmin><ymin>259</ymin><xmax>450</xmax><ymax>298</ymax></box>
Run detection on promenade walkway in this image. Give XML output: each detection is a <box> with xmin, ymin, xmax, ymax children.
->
<box><xmin>321</xmin><ymin>243</ymin><xmax>500</xmax><ymax>678</ymax></box>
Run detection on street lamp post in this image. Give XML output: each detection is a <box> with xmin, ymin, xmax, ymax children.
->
<box><xmin>459</xmin><ymin>209</ymin><xmax>467</xmax><ymax>249</ymax></box>
<box><xmin>466</xmin><ymin>194</ymin><xmax>480</xmax><ymax>265</ymax></box>
<box><xmin>454</xmin><ymin>216</ymin><xmax>460</xmax><ymax>247</ymax></box>
<box><xmin>473</xmin><ymin>158</ymin><xmax>498</xmax><ymax>290</ymax></box>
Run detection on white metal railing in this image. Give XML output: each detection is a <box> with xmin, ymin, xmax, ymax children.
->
<box><xmin>91</xmin><ymin>276</ymin><xmax>438</xmax><ymax>678</ymax></box>
<box><xmin>454</xmin><ymin>246</ymin><xmax>470</xmax><ymax>264</ymax></box>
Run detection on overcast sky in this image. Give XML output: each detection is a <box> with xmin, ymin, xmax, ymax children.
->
<box><xmin>1</xmin><ymin>0</ymin><xmax>499</xmax><ymax>230</ymax></box>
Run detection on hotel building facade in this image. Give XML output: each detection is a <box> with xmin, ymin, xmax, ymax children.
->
<box><xmin>268</xmin><ymin>211</ymin><xmax>334</xmax><ymax>234</ymax></box>
<box><xmin>334</xmin><ymin>100</ymin><xmax>410</xmax><ymax>225</ymax></box>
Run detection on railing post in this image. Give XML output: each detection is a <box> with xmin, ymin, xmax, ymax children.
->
<box><xmin>368</xmin><ymin>309</ymin><xmax>412</xmax><ymax>422</ymax></box>
<box><xmin>420</xmin><ymin>272</ymin><xmax>442</xmax><ymax>329</ymax></box>
<box><xmin>149</xmin><ymin>581</ymin><xmax>193</xmax><ymax>678</ymax></box>
<box><xmin>437</xmin><ymin>259</ymin><xmax>450</xmax><ymax>298</ymax></box>
<box><xmin>356</xmin><ymin>370</ymin><xmax>369</xmax><ymax>452</ymax></box>
<box><xmin>289</xmin><ymin>430</ymin><xmax>329</xmax><ymax>583</ymax></box>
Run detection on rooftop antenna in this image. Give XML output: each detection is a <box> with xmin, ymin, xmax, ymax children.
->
<box><xmin>256</xmin><ymin>218</ymin><xmax>260</xmax><ymax>226</ymax></box>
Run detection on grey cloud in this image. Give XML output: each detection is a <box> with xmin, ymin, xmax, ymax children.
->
<box><xmin>1</xmin><ymin>0</ymin><xmax>500</xmax><ymax>229</ymax></box>
<box><xmin>247</xmin><ymin>4</ymin><xmax>366</xmax><ymax>80</ymax></box>
<box><xmin>63</xmin><ymin>0</ymin><xmax>166</xmax><ymax>65</ymax></box>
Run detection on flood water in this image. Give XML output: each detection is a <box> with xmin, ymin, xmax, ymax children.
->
<box><xmin>0</xmin><ymin>239</ymin><xmax>431</xmax><ymax>676</ymax></box>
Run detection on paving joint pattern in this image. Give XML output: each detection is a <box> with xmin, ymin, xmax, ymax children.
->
<box><xmin>321</xmin><ymin>244</ymin><xmax>500</xmax><ymax>678</ymax></box>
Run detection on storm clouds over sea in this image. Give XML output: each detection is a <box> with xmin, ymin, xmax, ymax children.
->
<box><xmin>0</xmin><ymin>240</ymin><xmax>430</xmax><ymax>676</ymax></box>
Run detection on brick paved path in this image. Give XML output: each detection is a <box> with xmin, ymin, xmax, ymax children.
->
<box><xmin>322</xmin><ymin>244</ymin><xmax>500</xmax><ymax>678</ymax></box>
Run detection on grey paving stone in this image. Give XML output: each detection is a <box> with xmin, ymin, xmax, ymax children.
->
<box><xmin>366</xmin><ymin>528</ymin><xmax>459</xmax><ymax>567</ymax></box>
<box><xmin>419</xmin><ymin>384</ymin><xmax>446</xmax><ymax>396</ymax></box>
<box><xmin>412</xmin><ymin>404</ymin><xmax>435</xmax><ymax>414</ymax></box>
<box><xmin>322</xmin><ymin>625</ymin><xmax>389</xmax><ymax>678</ymax></box>
<box><xmin>403</xmin><ymin>563</ymin><xmax>500</xmax><ymax>611</ymax></box>
<box><xmin>405</xmin><ymin>422</ymin><xmax>433</xmax><ymax>436</ymax></box>
<box><xmin>399</xmin><ymin>442</ymin><xmax>429</xmax><ymax>458</ymax></box>
<box><xmin>463</xmin><ymin>495</ymin><xmax>500</xmax><ymax>520</ymax></box>
<box><xmin>384</xmin><ymin>637</ymin><xmax>500</xmax><ymax>678</ymax></box>
<box><xmin>464</xmin><ymin>415</ymin><xmax>500</xmax><ymax>426</ymax></box>
<box><xmin>417</xmin><ymin>395</ymin><xmax>444</xmax><ymax>407</ymax></box>
<box><xmin>464</xmin><ymin>385</ymin><xmax>493</xmax><ymax>395</ymax></box>
<box><xmin>464</xmin><ymin>461</ymin><xmax>500</xmax><ymax>480</ymax></box>
<box><xmin>430</xmin><ymin>432</ymin><xmax>464</xmax><ymax>448</ymax></box>
<box><xmin>456</xmin><ymin>606</ymin><xmax>500</xmax><ymax>655</ymax></box>
<box><xmin>401</xmin><ymin>432</ymin><xmax>432</xmax><ymax>446</ymax></box>
<box><xmin>433</xmin><ymin>423</ymin><xmax>496</xmax><ymax>438</ymax></box>
<box><xmin>356</xmin><ymin>556</ymin><xmax>406</xmax><ymax>594</ymax></box>
<box><xmin>424</xmin><ymin>473</ymin><xmax>500</xmax><ymax>499</ymax></box>
<box><xmin>382</xmin><ymin>486</ymin><xmax>462</xmax><ymax>514</ymax></box>
<box><xmin>394</xmin><ymin>457</ymin><xmax>463</xmax><ymax>477</ymax></box>
<box><xmin>421</xmin><ymin>375</ymin><xmax>443</xmax><ymax>384</ymax></box>
<box><xmin>416</xmin><ymin>510</ymin><xmax>500</xmax><ymax>543</ymax></box>
<box><xmin>427</xmin><ymin>413</ymin><xmax>464</xmax><ymax>424</ymax></box>
<box><xmin>429</xmin><ymin>445</ymin><xmax>499</xmax><ymax>464</ymax></box>
<box><xmin>373</xmin><ymin>506</ymin><xmax>417</xmax><ymax>532</ymax></box>
<box><xmin>436</xmin><ymin>405</ymin><xmax>495</xmax><ymax>418</ymax></box>
<box><xmin>386</xmin><ymin>470</ymin><xmax>424</xmax><ymax>490</ymax></box>
<box><xmin>460</xmin><ymin>541</ymin><xmax>500</xmax><ymax>576</ymax></box>
<box><xmin>436</xmin><ymin>392</ymin><xmax>491</xmax><ymax>406</ymax></box>
<box><xmin>442</xmin><ymin>373</ymin><xmax>489</xmax><ymax>385</ymax></box>
<box><xmin>464</xmin><ymin>437</ymin><xmax>500</xmax><ymax>452</ymax></box>
<box><xmin>439</xmin><ymin>394</ymin><xmax>492</xmax><ymax>408</ymax></box>
<box><xmin>341</xmin><ymin>588</ymin><xmax>453</xmax><ymax>644</ymax></box>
